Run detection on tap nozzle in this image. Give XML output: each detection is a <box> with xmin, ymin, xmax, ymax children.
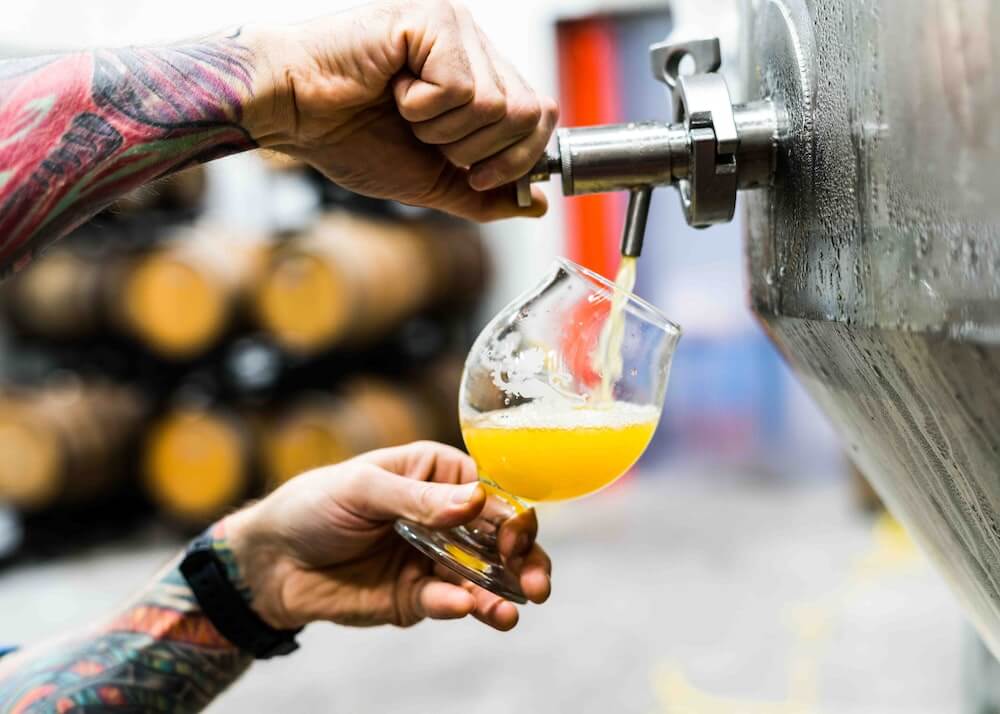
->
<box><xmin>621</xmin><ymin>188</ymin><xmax>653</xmax><ymax>258</ymax></box>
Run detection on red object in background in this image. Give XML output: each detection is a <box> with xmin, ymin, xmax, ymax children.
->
<box><xmin>556</xmin><ymin>18</ymin><xmax>625</xmax><ymax>280</ymax></box>
<box><xmin>560</xmin><ymin>296</ymin><xmax>608</xmax><ymax>389</ymax></box>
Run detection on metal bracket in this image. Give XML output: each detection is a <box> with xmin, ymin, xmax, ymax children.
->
<box><xmin>651</xmin><ymin>37</ymin><xmax>739</xmax><ymax>227</ymax></box>
<box><xmin>649</xmin><ymin>37</ymin><xmax>722</xmax><ymax>90</ymax></box>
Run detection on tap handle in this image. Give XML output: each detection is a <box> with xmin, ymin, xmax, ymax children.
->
<box><xmin>515</xmin><ymin>150</ymin><xmax>561</xmax><ymax>208</ymax></box>
<box><xmin>515</xmin><ymin>175</ymin><xmax>534</xmax><ymax>208</ymax></box>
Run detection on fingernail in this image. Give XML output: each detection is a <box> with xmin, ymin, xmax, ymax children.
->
<box><xmin>451</xmin><ymin>482</ymin><xmax>481</xmax><ymax>504</ymax></box>
<box><xmin>469</xmin><ymin>168</ymin><xmax>498</xmax><ymax>191</ymax></box>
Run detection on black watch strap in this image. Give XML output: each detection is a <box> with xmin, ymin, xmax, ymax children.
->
<box><xmin>180</xmin><ymin>535</ymin><xmax>302</xmax><ymax>659</ymax></box>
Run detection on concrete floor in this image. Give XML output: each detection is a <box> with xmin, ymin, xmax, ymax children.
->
<box><xmin>0</xmin><ymin>471</ymin><xmax>966</xmax><ymax>713</ymax></box>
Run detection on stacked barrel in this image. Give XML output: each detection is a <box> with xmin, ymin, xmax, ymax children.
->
<box><xmin>0</xmin><ymin>162</ymin><xmax>485</xmax><ymax>544</ymax></box>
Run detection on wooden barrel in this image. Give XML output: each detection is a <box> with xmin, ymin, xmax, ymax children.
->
<box><xmin>1</xmin><ymin>249</ymin><xmax>109</xmax><ymax>339</ymax></box>
<box><xmin>262</xmin><ymin>378</ymin><xmax>435</xmax><ymax>489</ymax></box>
<box><xmin>254</xmin><ymin>212</ymin><xmax>483</xmax><ymax>355</ymax></box>
<box><xmin>0</xmin><ymin>381</ymin><xmax>145</xmax><ymax>511</ymax></box>
<box><xmin>111</xmin><ymin>165</ymin><xmax>206</xmax><ymax>216</ymax></box>
<box><xmin>143</xmin><ymin>405</ymin><xmax>252</xmax><ymax>524</ymax></box>
<box><xmin>262</xmin><ymin>395</ymin><xmax>373</xmax><ymax>490</ymax></box>
<box><xmin>420</xmin><ymin>222</ymin><xmax>490</xmax><ymax>308</ymax></box>
<box><xmin>344</xmin><ymin>377</ymin><xmax>432</xmax><ymax>449</ymax></box>
<box><xmin>117</xmin><ymin>226</ymin><xmax>267</xmax><ymax>359</ymax></box>
<box><xmin>413</xmin><ymin>356</ymin><xmax>465</xmax><ymax>448</ymax></box>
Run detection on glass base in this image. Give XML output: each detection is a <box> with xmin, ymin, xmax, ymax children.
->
<box><xmin>394</xmin><ymin>520</ymin><xmax>527</xmax><ymax>605</ymax></box>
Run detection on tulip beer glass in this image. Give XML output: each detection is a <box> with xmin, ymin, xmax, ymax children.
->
<box><xmin>396</xmin><ymin>258</ymin><xmax>681</xmax><ymax>602</ymax></box>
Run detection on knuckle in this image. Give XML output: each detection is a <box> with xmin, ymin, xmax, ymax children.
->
<box><xmin>449</xmin><ymin>78</ymin><xmax>476</xmax><ymax>106</ymax></box>
<box><xmin>523</xmin><ymin>100</ymin><xmax>543</xmax><ymax>127</ymax></box>
<box><xmin>409</xmin><ymin>121</ymin><xmax>433</xmax><ymax>142</ymax></box>
<box><xmin>343</xmin><ymin>464</ymin><xmax>372</xmax><ymax>491</ymax></box>
<box><xmin>441</xmin><ymin>143</ymin><xmax>474</xmax><ymax>168</ymax></box>
<box><xmin>414</xmin><ymin>481</ymin><xmax>438</xmax><ymax>516</ymax></box>
<box><xmin>516</xmin><ymin>99</ymin><xmax>543</xmax><ymax>130</ymax></box>
<box><xmin>411</xmin><ymin>121</ymin><xmax>445</xmax><ymax>144</ymax></box>
<box><xmin>542</xmin><ymin>96</ymin><xmax>559</xmax><ymax>125</ymax></box>
<box><xmin>473</xmin><ymin>93</ymin><xmax>507</xmax><ymax>123</ymax></box>
<box><xmin>491</xmin><ymin>150</ymin><xmax>529</xmax><ymax>181</ymax></box>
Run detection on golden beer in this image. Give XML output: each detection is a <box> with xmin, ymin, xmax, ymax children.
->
<box><xmin>461</xmin><ymin>401</ymin><xmax>659</xmax><ymax>502</ymax></box>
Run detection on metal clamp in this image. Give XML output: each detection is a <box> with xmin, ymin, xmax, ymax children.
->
<box><xmin>674</xmin><ymin>72</ymin><xmax>739</xmax><ymax>227</ymax></box>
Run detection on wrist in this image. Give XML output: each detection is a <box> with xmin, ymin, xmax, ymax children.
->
<box><xmin>222</xmin><ymin>506</ymin><xmax>303</xmax><ymax>630</ymax></box>
<box><xmin>238</xmin><ymin>24</ymin><xmax>301</xmax><ymax>148</ymax></box>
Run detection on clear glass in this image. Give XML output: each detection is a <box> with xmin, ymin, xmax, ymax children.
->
<box><xmin>395</xmin><ymin>258</ymin><xmax>681</xmax><ymax>602</ymax></box>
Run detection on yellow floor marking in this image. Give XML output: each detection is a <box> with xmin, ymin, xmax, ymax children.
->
<box><xmin>651</xmin><ymin>513</ymin><xmax>922</xmax><ymax>714</ymax></box>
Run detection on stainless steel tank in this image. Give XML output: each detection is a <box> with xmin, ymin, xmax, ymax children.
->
<box><xmin>741</xmin><ymin>0</ymin><xmax>1000</xmax><ymax>653</ymax></box>
<box><xmin>516</xmin><ymin>0</ymin><xmax>1000</xmax><ymax>654</ymax></box>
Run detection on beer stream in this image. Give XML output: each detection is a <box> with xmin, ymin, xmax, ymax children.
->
<box><xmin>594</xmin><ymin>256</ymin><xmax>637</xmax><ymax>402</ymax></box>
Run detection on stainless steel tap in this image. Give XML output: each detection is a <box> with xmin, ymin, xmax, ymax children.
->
<box><xmin>516</xmin><ymin>38</ymin><xmax>782</xmax><ymax>257</ymax></box>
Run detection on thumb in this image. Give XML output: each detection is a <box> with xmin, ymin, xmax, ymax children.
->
<box><xmin>392</xmin><ymin>70</ymin><xmax>474</xmax><ymax>123</ymax></box>
<box><xmin>341</xmin><ymin>465</ymin><xmax>486</xmax><ymax>527</ymax></box>
<box><xmin>431</xmin><ymin>174</ymin><xmax>549</xmax><ymax>222</ymax></box>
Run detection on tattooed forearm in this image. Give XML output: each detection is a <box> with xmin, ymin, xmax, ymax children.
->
<box><xmin>0</xmin><ymin>33</ymin><xmax>257</xmax><ymax>277</ymax></box>
<box><xmin>0</xmin><ymin>523</ymin><xmax>253</xmax><ymax>713</ymax></box>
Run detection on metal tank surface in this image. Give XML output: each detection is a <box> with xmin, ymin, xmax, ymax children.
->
<box><xmin>741</xmin><ymin>0</ymin><xmax>1000</xmax><ymax>652</ymax></box>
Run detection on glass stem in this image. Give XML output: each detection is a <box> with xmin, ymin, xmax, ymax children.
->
<box><xmin>460</xmin><ymin>482</ymin><xmax>526</xmax><ymax>548</ymax></box>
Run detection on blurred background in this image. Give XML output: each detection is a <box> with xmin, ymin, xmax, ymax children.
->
<box><xmin>0</xmin><ymin>0</ymin><xmax>979</xmax><ymax>712</ymax></box>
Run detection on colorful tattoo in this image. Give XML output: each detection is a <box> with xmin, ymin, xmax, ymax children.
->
<box><xmin>0</xmin><ymin>521</ymin><xmax>254</xmax><ymax>713</ymax></box>
<box><xmin>0</xmin><ymin>32</ymin><xmax>257</xmax><ymax>277</ymax></box>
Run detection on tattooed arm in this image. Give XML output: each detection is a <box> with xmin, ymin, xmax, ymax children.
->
<box><xmin>0</xmin><ymin>0</ymin><xmax>556</xmax><ymax>279</ymax></box>
<box><xmin>0</xmin><ymin>443</ymin><xmax>552</xmax><ymax>713</ymax></box>
<box><xmin>0</xmin><ymin>33</ymin><xmax>263</xmax><ymax>277</ymax></box>
<box><xmin>0</xmin><ymin>525</ymin><xmax>253</xmax><ymax>712</ymax></box>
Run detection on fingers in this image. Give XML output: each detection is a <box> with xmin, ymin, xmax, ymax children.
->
<box><xmin>357</xmin><ymin>441</ymin><xmax>478</xmax><ymax>485</ymax></box>
<box><xmin>408</xmin><ymin>8</ymin><xmax>508</xmax><ymax>145</ymax></box>
<box><xmin>497</xmin><ymin>508</ymin><xmax>537</xmax><ymax>562</ymax></box>
<box><xmin>393</xmin><ymin>3</ymin><xmax>475</xmax><ymax>122</ymax></box>
<box><xmin>433</xmin><ymin>564</ymin><xmax>519</xmax><ymax>631</ymax></box>
<box><xmin>394</xmin><ymin>2</ymin><xmax>558</xmax><ymax>199</ymax></box>
<box><xmin>495</xmin><ymin>509</ymin><xmax>551</xmax><ymax>604</ymax></box>
<box><xmin>466</xmin><ymin>96</ymin><xmax>557</xmax><ymax>190</ymax></box>
<box><xmin>393</xmin><ymin>69</ymin><xmax>474</xmax><ymax>124</ymax></box>
<box><xmin>339</xmin><ymin>464</ymin><xmax>486</xmax><ymax>527</ymax></box>
<box><xmin>411</xmin><ymin>576</ymin><xmax>477</xmax><ymax>621</ymax></box>
<box><xmin>467</xmin><ymin>583</ymin><xmax>519</xmax><ymax>631</ymax></box>
<box><xmin>429</xmin><ymin>177</ymin><xmax>549</xmax><ymax>222</ymax></box>
<box><xmin>517</xmin><ymin>545</ymin><xmax>552</xmax><ymax>604</ymax></box>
